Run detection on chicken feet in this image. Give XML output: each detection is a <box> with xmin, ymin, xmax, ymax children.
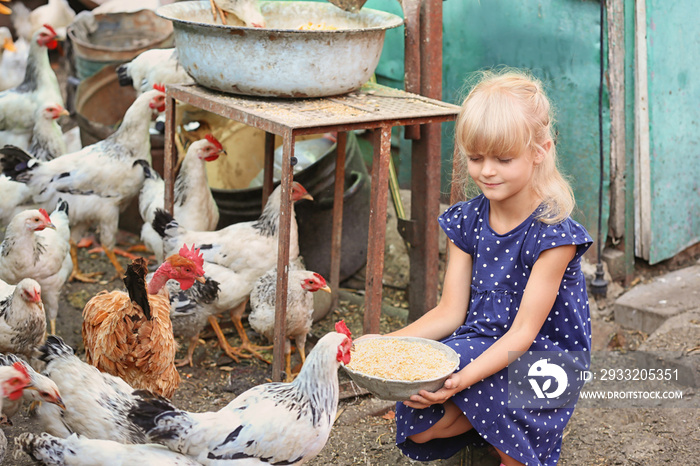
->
<box><xmin>206</xmin><ymin>316</ymin><xmax>254</xmax><ymax>363</ymax></box>
<box><xmin>69</xmin><ymin>241</ymin><xmax>105</xmax><ymax>283</ymax></box>
<box><xmin>175</xmin><ymin>335</ymin><xmax>205</xmax><ymax>367</ymax></box>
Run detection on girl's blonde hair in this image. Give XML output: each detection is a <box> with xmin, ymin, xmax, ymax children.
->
<box><xmin>454</xmin><ymin>69</ymin><xmax>574</xmax><ymax>224</ymax></box>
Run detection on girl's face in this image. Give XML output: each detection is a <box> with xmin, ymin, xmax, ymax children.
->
<box><xmin>466</xmin><ymin>147</ymin><xmax>542</xmax><ymax>204</ymax></box>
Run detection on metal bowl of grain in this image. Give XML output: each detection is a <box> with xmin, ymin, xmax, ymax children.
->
<box><xmin>155</xmin><ymin>1</ymin><xmax>403</xmax><ymax>98</ymax></box>
<box><xmin>343</xmin><ymin>336</ymin><xmax>460</xmax><ymax>402</ymax></box>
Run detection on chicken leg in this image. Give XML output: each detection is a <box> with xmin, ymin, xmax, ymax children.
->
<box><xmin>206</xmin><ymin>315</ymin><xmax>252</xmax><ymax>363</ymax></box>
<box><xmin>175</xmin><ymin>335</ymin><xmax>203</xmax><ymax>367</ymax></box>
<box><xmin>229</xmin><ymin>300</ymin><xmax>272</xmax><ymax>363</ymax></box>
<box><xmin>68</xmin><ymin>240</ymin><xmax>104</xmax><ymax>283</ymax></box>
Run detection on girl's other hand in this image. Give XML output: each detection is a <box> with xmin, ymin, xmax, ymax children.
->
<box><xmin>403</xmin><ymin>372</ymin><xmax>463</xmax><ymax>409</ymax></box>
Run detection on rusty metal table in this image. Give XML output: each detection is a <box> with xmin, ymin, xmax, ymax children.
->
<box><xmin>163</xmin><ymin>82</ymin><xmax>460</xmax><ymax>381</ymax></box>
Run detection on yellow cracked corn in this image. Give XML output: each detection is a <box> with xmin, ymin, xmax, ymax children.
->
<box><xmin>347</xmin><ymin>338</ymin><xmax>455</xmax><ymax>381</ymax></box>
<box><xmin>298</xmin><ymin>22</ymin><xmax>338</xmax><ymax>31</ymax></box>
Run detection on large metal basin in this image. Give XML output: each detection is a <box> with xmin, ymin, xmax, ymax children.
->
<box><xmin>156</xmin><ymin>1</ymin><xmax>403</xmax><ymax>98</ymax></box>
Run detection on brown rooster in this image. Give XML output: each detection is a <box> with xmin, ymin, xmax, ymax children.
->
<box><xmin>82</xmin><ymin>245</ymin><xmax>205</xmax><ymax>399</ymax></box>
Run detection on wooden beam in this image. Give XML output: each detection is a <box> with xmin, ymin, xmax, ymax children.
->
<box><xmin>634</xmin><ymin>0</ymin><xmax>651</xmax><ymax>260</ymax></box>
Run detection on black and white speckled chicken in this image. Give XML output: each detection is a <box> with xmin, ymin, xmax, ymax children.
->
<box><xmin>0</xmin><ymin>278</ymin><xmax>45</xmax><ymax>358</ymax></box>
<box><xmin>34</xmin><ymin>335</ymin><xmax>147</xmax><ymax>444</ymax></box>
<box><xmin>129</xmin><ymin>322</ymin><xmax>352</xmax><ymax>466</ymax></box>
<box><xmin>249</xmin><ymin>267</ymin><xmax>331</xmax><ymax>381</ymax></box>
<box><xmin>17</xmin><ymin>432</ymin><xmax>202</xmax><ymax>466</ymax></box>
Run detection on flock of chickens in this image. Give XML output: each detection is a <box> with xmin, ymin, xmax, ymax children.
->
<box><xmin>0</xmin><ymin>1</ymin><xmax>358</xmax><ymax>465</ymax></box>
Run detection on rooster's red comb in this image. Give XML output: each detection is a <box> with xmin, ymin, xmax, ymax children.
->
<box><xmin>205</xmin><ymin>134</ymin><xmax>223</xmax><ymax>151</ymax></box>
<box><xmin>11</xmin><ymin>361</ymin><xmax>29</xmax><ymax>381</ymax></box>
<box><xmin>38</xmin><ymin>208</ymin><xmax>51</xmax><ymax>223</ymax></box>
<box><xmin>335</xmin><ymin>320</ymin><xmax>351</xmax><ymax>339</ymax></box>
<box><xmin>178</xmin><ymin>244</ymin><xmax>204</xmax><ymax>275</ymax></box>
<box><xmin>43</xmin><ymin>24</ymin><xmax>57</xmax><ymax>36</ymax></box>
<box><xmin>313</xmin><ymin>272</ymin><xmax>326</xmax><ymax>284</ymax></box>
<box><xmin>153</xmin><ymin>83</ymin><xmax>165</xmax><ymax>93</ymax></box>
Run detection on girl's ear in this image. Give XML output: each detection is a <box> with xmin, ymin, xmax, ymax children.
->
<box><xmin>534</xmin><ymin>140</ymin><xmax>552</xmax><ymax>165</ymax></box>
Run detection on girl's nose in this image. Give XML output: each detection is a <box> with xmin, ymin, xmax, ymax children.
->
<box><xmin>482</xmin><ymin>158</ymin><xmax>498</xmax><ymax>176</ymax></box>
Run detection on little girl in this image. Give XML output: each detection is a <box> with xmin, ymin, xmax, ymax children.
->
<box><xmin>384</xmin><ymin>70</ymin><xmax>593</xmax><ymax>466</ymax></box>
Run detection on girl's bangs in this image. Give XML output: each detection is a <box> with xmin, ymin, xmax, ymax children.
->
<box><xmin>459</xmin><ymin>93</ymin><xmax>530</xmax><ymax>158</ymax></box>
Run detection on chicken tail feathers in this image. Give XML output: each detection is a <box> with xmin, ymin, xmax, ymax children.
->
<box><xmin>152</xmin><ymin>208</ymin><xmax>178</xmax><ymax>239</ymax></box>
<box><xmin>38</xmin><ymin>335</ymin><xmax>75</xmax><ymax>365</ymax></box>
<box><xmin>129</xmin><ymin>390</ymin><xmax>190</xmax><ymax>442</ymax></box>
<box><xmin>16</xmin><ymin>432</ymin><xmax>65</xmax><ymax>464</ymax></box>
<box><xmin>117</xmin><ymin>63</ymin><xmax>133</xmax><ymax>87</ymax></box>
<box><xmin>0</xmin><ymin>145</ymin><xmax>38</xmax><ymax>183</ymax></box>
<box><xmin>124</xmin><ymin>257</ymin><xmax>152</xmax><ymax>320</ymax></box>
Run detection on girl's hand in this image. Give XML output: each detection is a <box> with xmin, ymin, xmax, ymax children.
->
<box><xmin>403</xmin><ymin>372</ymin><xmax>463</xmax><ymax>409</ymax></box>
<box><xmin>354</xmin><ymin>334</ymin><xmax>381</xmax><ymax>342</ymax></box>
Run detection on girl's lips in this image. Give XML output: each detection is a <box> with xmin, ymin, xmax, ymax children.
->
<box><xmin>482</xmin><ymin>182</ymin><xmax>501</xmax><ymax>188</ymax></box>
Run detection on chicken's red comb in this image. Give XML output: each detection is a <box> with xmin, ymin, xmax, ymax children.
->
<box><xmin>335</xmin><ymin>320</ymin><xmax>351</xmax><ymax>339</ymax></box>
<box><xmin>43</xmin><ymin>24</ymin><xmax>57</xmax><ymax>36</ymax></box>
<box><xmin>11</xmin><ymin>361</ymin><xmax>29</xmax><ymax>381</ymax></box>
<box><xmin>39</xmin><ymin>208</ymin><xmax>51</xmax><ymax>223</ymax></box>
<box><xmin>153</xmin><ymin>83</ymin><xmax>165</xmax><ymax>93</ymax></box>
<box><xmin>179</xmin><ymin>244</ymin><xmax>205</xmax><ymax>275</ymax></box>
<box><xmin>313</xmin><ymin>272</ymin><xmax>326</xmax><ymax>284</ymax></box>
<box><xmin>205</xmin><ymin>134</ymin><xmax>223</xmax><ymax>151</ymax></box>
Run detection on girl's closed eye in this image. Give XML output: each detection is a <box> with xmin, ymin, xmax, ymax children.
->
<box><xmin>468</xmin><ymin>155</ymin><xmax>483</xmax><ymax>162</ymax></box>
<box><xmin>498</xmin><ymin>157</ymin><xmax>513</xmax><ymax>164</ymax></box>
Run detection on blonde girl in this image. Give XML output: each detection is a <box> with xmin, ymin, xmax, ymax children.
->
<box><xmin>387</xmin><ymin>70</ymin><xmax>593</xmax><ymax>466</ymax></box>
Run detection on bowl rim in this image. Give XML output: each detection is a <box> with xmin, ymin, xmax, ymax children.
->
<box><xmin>155</xmin><ymin>0</ymin><xmax>404</xmax><ymax>33</ymax></box>
<box><xmin>343</xmin><ymin>336</ymin><xmax>460</xmax><ymax>386</ymax></box>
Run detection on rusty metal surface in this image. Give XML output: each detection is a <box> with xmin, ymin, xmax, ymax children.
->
<box><xmin>167</xmin><ymin>82</ymin><xmax>460</xmax><ymax>131</ymax></box>
<box><xmin>156</xmin><ymin>1</ymin><xmax>402</xmax><ymax>98</ymax></box>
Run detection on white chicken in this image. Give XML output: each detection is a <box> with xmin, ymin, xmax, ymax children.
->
<box><xmin>0</xmin><ymin>26</ymin><xmax>27</xmax><ymax>92</ymax></box>
<box><xmin>0</xmin><ymin>25</ymin><xmax>62</xmax><ymax>146</ymax></box>
<box><xmin>249</xmin><ymin>268</ymin><xmax>331</xmax><ymax>381</ymax></box>
<box><xmin>17</xmin><ymin>432</ymin><xmax>203</xmax><ymax>466</ymax></box>
<box><xmin>29</xmin><ymin>102</ymin><xmax>69</xmax><ymax>161</ymax></box>
<box><xmin>139</xmin><ymin>135</ymin><xmax>224</xmax><ymax>264</ymax></box>
<box><xmin>0</xmin><ymin>201</ymin><xmax>71</xmax><ymax>335</ymax></box>
<box><xmin>11</xmin><ymin>0</ymin><xmax>75</xmax><ymax>41</ymax></box>
<box><xmin>129</xmin><ymin>321</ymin><xmax>353</xmax><ymax>466</ymax></box>
<box><xmin>152</xmin><ymin>181</ymin><xmax>312</xmax><ymax>360</ymax></box>
<box><xmin>0</xmin><ymin>352</ymin><xmax>64</xmax><ymax>422</ymax></box>
<box><xmin>34</xmin><ymin>335</ymin><xmax>148</xmax><ymax>443</ymax></box>
<box><xmin>118</xmin><ymin>47</ymin><xmax>195</xmax><ymax>96</ymax></box>
<box><xmin>0</xmin><ymin>87</ymin><xmax>166</xmax><ymax>282</ymax></box>
<box><xmin>0</xmin><ymin>278</ymin><xmax>45</xmax><ymax>358</ymax></box>
<box><xmin>210</xmin><ymin>0</ymin><xmax>266</xmax><ymax>27</ymax></box>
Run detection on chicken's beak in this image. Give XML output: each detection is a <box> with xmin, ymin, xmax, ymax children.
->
<box><xmin>302</xmin><ymin>193</ymin><xmax>314</xmax><ymax>201</ymax></box>
<box><xmin>0</xmin><ymin>4</ymin><xmax>11</xmax><ymax>15</ymax></box>
<box><xmin>320</xmin><ymin>285</ymin><xmax>332</xmax><ymax>294</ymax></box>
<box><xmin>45</xmin><ymin>222</ymin><xmax>56</xmax><ymax>230</ymax></box>
<box><xmin>59</xmin><ymin>108</ymin><xmax>70</xmax><ymax>117</ymax></box>
<box><xmin>196</xmin><ymin>276</ymin><xmax>206</xmax><ymax>283</ymax></box>
<box><xmin>3</xmin><ymin>37</ymin><xmax>15</xmax><ymax>52</ymax></box>
<box><xmin>52</xmin><ymin>396</ymin><xmax>66</xmax><ymax>410</ymax></box>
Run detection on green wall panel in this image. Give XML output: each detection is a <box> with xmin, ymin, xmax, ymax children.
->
<box><xmin>645</xmin><ymin>0</ymin><xmax>700</xmax><ymax>263</ymax></box>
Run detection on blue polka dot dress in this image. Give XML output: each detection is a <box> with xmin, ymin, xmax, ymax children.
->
<box><xmin>395</xmin><ymin>194</ymin><xmax>593</xmax><ymax>465</ymax></box>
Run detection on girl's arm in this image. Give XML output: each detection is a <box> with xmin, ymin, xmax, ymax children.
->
<box><xmin>404</xmin><ymin>243</ymin><xmax>576</xmax><ymax>409</ymax></box>
<box><xmin>388</xmin><ymin>241</ymin><xmax>473</xmax><ymax>341</ymax></box>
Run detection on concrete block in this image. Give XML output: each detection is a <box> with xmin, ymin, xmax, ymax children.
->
<box><xmin>614</xmin><ymin>265</ymin><xmax>700</xmax><ymax>335</ymax></box>
<box><xmin>602</xmin><ymin>247</ymin><xmax>626</xmax><ymax>282</ymax></box>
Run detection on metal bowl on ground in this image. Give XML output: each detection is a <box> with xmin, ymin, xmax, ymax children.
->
<box><xmin>155</xmin><ymin>1</ymin><xmax>403</xmax><ymax>98</ymax></box>
<box><xmin>343</xmin><ymin>337</ymin><xmax>460</xmax><ymax>402</ymax></box>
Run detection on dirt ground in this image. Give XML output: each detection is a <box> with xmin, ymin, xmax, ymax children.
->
<box><xmin>2</xmin><ymin>224</ymin><xmax>698</xmax><ymax>465</ymax></box>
